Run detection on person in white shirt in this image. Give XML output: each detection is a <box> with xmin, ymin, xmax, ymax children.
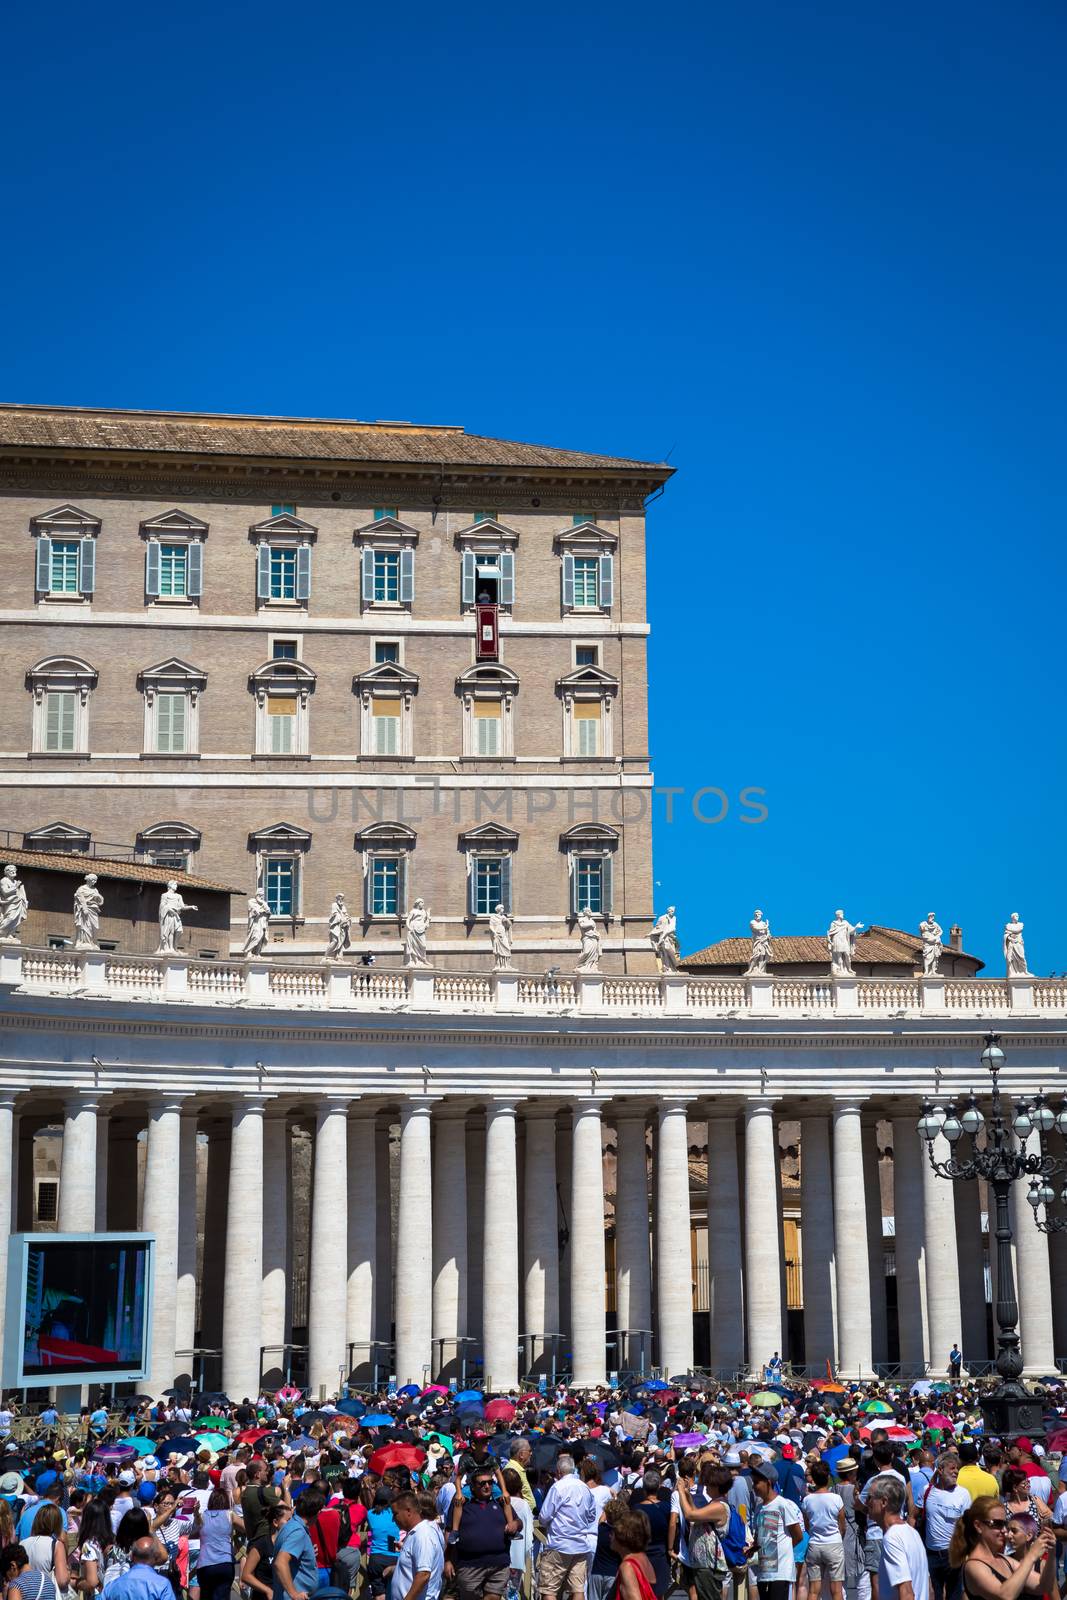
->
<box><xmin>390</xmin><ymin>1493</ymin><xmax>445</xmax><ymax>1600</ymax></box>
<box><xmin>802</xmin><ymin>1462</ymin><xmax>846</xmax><ymax>1600</ymax></box>
<box><xmin>749</xmin><ymin>1461</ymin><xmax>802</xmax><ymax>1600</ymax></box>
<box><xmin>537</xmin><ymin>1455</ymin><xmax>597</xmax><ymax>1600</ymax></box>
<box><xmin>865</xmin><ymin>1476</ymin><xmax>931</xmax><ymax>1600</ymax></box>
<box><xmin>921</xmin><ymin>1456</ymin><xmax>970</xmax><ymax>1600</ymax></box>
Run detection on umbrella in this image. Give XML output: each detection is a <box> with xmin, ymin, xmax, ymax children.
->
<box><xmin>929</xmin><ymin>1382</ymin><xmax>953</xmax><ymax>1394</ymax></box>
<box><xmin>94</xmin><ymin>1444</ymin><xmax>138</xmax><ymax>1463</ymax></box>
<box><xmin>923</xmin><ymin>1412</ymin><xmax>953</xmax><ymax>1430</ymax></box>
<box><xmin>125</xmin><ymin>1437</ymin><xmax>160</xmax><ymax>1456</ymax></box>
<box><xmin>421</xmin><ymin>1386</ymin><xmax>449</xmax><ymax>1397</ymax></box>
<box><xmin>361</xmin><ymin>1413</ymin><xmax>395</xmax><ymax>1428</ymax></box>
<box><xmin>824</xmin><ymin>1443</ymin><xmax>851</xmax><ymax>1472</ymax></box>
<box><xmin>670</xmin><ymin>1432</ymin><xmax>708</xmax><ymax>1449</ymax></box>
<box><xmin>750</xmin><ymin>1393</ymin><xmax>783</xmax><ymax>1409</ymax></box>
<box><xmin>528</xmin><ymin>1438</ymin><xmax>564</xmax><ymax>1472</ymax></box>
<box><xmin>397</xmin><ymin>1385</ymin><xmax>421</xmax><ymax>1398</ymax></box>
<box><xmin>153</xmin><ymin>1436</ymin><xmax>200</xmax><ymax>1459</ymax></box>
<box><xmin>862</xmin><ymin>1400</ymin><xmax>895</xmax><ymax>1416</ymax></box>
<box><xmin>457</xmin><ymin>1403</ymin><xmax>486</xmax><ymax>1421</ymax></box>
<box><xmin>276</xmin><ymin>1386</ymin><xmax>302</xmax><ymax>1402</ymax></box>
<box><xmin>637</xmin><ymin>1379</ymin><xmax>672</xmax><ymax>1392</ymax></box>
<box><xmin>162</xmin><ymin>1387</ymin><xmax>193</xmax><ymax>1397</ymax></box>
<box><xmin>887</xmin><ymin>1427</ymin><xmax>918</xmax><ymax>1443</ymax></box>
<box><xmin>296</xmin><ymin>1411</ymin><xmax>335</xmax><ymax>1425</ymax></box>
<box><xmin>910</xmin><ymin>1381</ymin><xmax>933</xmax><ymax>1396</ymax></box>
<box><xmin>578</xmin><ymin>1439</ymin><xmax>621</xmax><ymax>1470</ymax></box>
<box><xmin>518</xmin><ymin>1394</ymin><xmax>542</xmax><ymax>1405</ymax></box>
<box><xmin>236</xmin><ymin>1428</ymin><xmax>273</xmax><ymax>1444</ymax></box>
<box><xmin>484</xmin><ymin>1400</ymin><xmax>515</xmax><ymax>1423</ymax></box>
<box><xmin>424</xmin><ymin>1432</ymin><xmax>454</xmax><ymax>1454</ymax></box>
<box><xmin>367</xmin><ymin>1443</ymin><xmax>427</xmax><ymax>1475</ymax></box>
<box><xmin>336</xmin><ymin>1399</ymin><xmax>365</xmax><ymax>1418</ymax></box>
<box><xmin>153</xmin><ymin>1421</ymin><xmax>191</xmax><ymax>1438</ymax></box>
<box><xmin>194</xmin><ymin>1431</ymin><xmax>231</xmax><ymax>1451</ymax></box>
<box><xmin>743</xmin><ymin>1442</ymin><xmax>777</xmax><ymax>1461</ymax></box>
<box><xmin>811</xmin><ymin>1381</ymin><xmax>847</xmax><ymax>1393</ymax></box>
<box><xmin>1045</xmin><ymin>1429</ymin><xmax>1067</xmax><ymax>1453</ymax></box>
<box><xmin>488</xmin><ymin>1437</ymin><xmax>513</xmax><ymax>1459</ymax></box>
<box><xmin>196</xmin><ymin>1393</ymin><xmax>232</xmax><ymax>1405</ymax></box>
<box><xmin>195</xmin><ymin>1416</ymin><xmax>233</xmax><ymax>1429</ymax></box>
<box><xmin>802</xmin><ymin>1430</ymin><xmax>826</xmax><ymax>1451</ymax></box>
<box><xmin>455</xmin><ymin>1390</ymin><xmax>484</xmax><ymax>1403</ymax></box>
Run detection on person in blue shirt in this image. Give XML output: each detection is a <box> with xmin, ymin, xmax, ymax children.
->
<box><xmin>89</xmin><ymin>1405</ymin><xmax>109</xmax><ymax>1437</ymax></box>
<box><xmin>16</xmin><ymin>1477</ymin><xmax>68</xmax><ymax>1541</ymax></box>
<box><xmin>99</xmin><ymin>1537</ymin><xmax>173</xmax><ymax>1600</ymax></box>
<box><xmin>272</xmin><ymin>1488</ymin><xmax>322</xmax><ymax>1600</ymax></box>
<box><xmin>39</xmin><ymin>1407</ymin><xmax>58</xmax><ymax>1429</ymax></box>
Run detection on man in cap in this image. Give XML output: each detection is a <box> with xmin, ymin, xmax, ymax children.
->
<box><xmin>749</xmin><ymin>1461</ymin><xmax>802</xmax><ymax>1600</ymax></box>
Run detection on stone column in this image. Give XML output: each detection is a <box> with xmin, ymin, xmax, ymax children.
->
<box><xmin>863</xmin><ymin>1124</ymin><xmax>889</xmax><ymax>1367</ymax></box>
<box><xmin>432</xmin><ymin>1108</ymin><xmax>468</xmax><ymax>1375</ymax></box>
<box><xmin>955</xmin><ymin>1174</ymin><xmax>989</xmax><ymax>1363</ymax></box>
<box><xmin>800</xmin><ymin>1115</ymin><xmax>836</xmax><ymax>1368</ymax></box>
<box><xmin>395</xmin><ymin>1098</ymin><xmax>434</xmax><ymax>1384</ymax></box>
<box><xmin>262</xmin><ymin>1112</ymin><xmax>290</xmax><ymax>1382</ymax></box>
<box><xmin>94</xmin><ymin>1106</ymin><xmax>109</xmax><ymax>1232</ymax></box>
<box><xmin>744</xmin><ymin>1102</ymin><xmax>782</xmax><ymax>1369</ymax></box>
<box><xmin>0</xmin><ymin>1097</ymin><xmax>16</xmax><ymax>1357</ymax></box>
<box><xmin>570</xmin><ymin>1099</ymin><xmax>607</xmax><ymax>1388</ymax></box>
<box><xmin>308</xmin><ymin>1097</ymin><xmax>349</xmax><ymax>1396</ymax></box>
<box><xmin>374</xmin><ymin>1122</ymin><xmax>393</xmax><ymax>1346</ymax></box>
<box><xmin>706</xmin><ymin>1115</ymin><xmax>744</xmax><ymax>1374</ymax></box>
<box><xmin>523</xmin><ymin>1107</ymin><xmax>559</xmax><ymax>1373</ymax></box>
<box><xmin>175</xmin><ymin>1111</ymin><xmax>198</xmax><ymax>1375</ymax></box>
<box><xmin>222</xmin><ymin>1097</ymin><xmax>267</xmax><ymax>1401</ymax></box>
<box><xmin>615</xmin><ymin>1112</ymin><xmax>652</xmax><ymax>1374</ymax></box>
<box><xmin>922</xmin><ymin>1129</ymin><xmax>962</xmax><ymax>1374</ymax></box>
<box><xmin>833</xmin><ymin>1102</ymin><xmax>874</xmax><ymax>1376</ymax></box>
<box><xmin>1012</xmin><ymin>1131</ymin><xmax>1056</xmax><ymax>1375</ymax></box>
<box><xmin>58</xmin><ymin>1092</ymin><xmax>100</xmax><ymax>1230</ymax></box>
<box><xmin>656</xmin><ymin>1100</ymin><xmax>694</xmax><ymax>1378</ymax></box>
<box><xmin>483</xmin><ymin>1101</ymin><xmax>519</xmax><ymax>1389</ymax></box>
<box><xmin>141</xmin><ymin>1095</ymin><xmax>185</xmax><ymax>1395</ymax></box>
<box><xmin>347</xmin><ymin>1112</ymin><xmax>378</xmax><ymax>1375</ymax></box>
<box><xmin>892</xmin><ymin>1118</ymin><xmax>928</xmax><ymax>1367</ymax></box>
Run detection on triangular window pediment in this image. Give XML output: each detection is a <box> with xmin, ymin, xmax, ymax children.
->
<box><xmin>248</xmin><ymin>821</ymin><xmax>313</xmax><ymax>849</ymax></box>
<box><xmin>24</xmin><ymin>821</ymin><xmax>91</xmax><ymax>845</ymax></box>
<box><xmin>353</xmin><ymin>661</ymin><xmax>420</xmax><ymax>693</ymax></box>
<box><xmin>557</xmin><ymin>665</ymin><xmax>619</xmax><ymax>693</ymax></box>
<box><xmin>140</xmin><ymin>508</ymin><xmax>209</xmax><ymax>536</ymax></box>
<box><xmin>139</xmin><ymin>656</ymin><xmax>207</xmax><ymax>683</ymax></box>
<box><xmin>30</xmin><ymin>504</ymin><xmax>101</xmax><ymax>535</ymax></box>
<box><xmin>459</xmin><ymin>821</ymin><xmax>520</xmax><ymax>848</ymax></box>
<box><xmin>353</xmin><ymin>516</ymin><xmax>419</xmax><ymax>545</ymax></box>
<box><xmin>554</xmin><ymin>524</ymin><xmax>617</xmax><ymax>550</ymax></box>
<box><xmin>248</xmin><ymin>512</ymin><xmax>318</xmax><ymax>540</ymax></box>
<box><xmin>453</xmin><ymin>518</ymin><xmax>519</xmax><ymax>547</ymax></box>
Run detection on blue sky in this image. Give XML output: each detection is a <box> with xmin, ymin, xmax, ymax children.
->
<box><xmin>4</xmin><ymin>0</ymin><xmax>1065</xmax><ymax>973</ymax></box>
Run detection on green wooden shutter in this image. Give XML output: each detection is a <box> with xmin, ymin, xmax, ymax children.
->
<box><xmin>500</xmin><ymin>854</ymin><xmax>512</xmax><ymax>913</ymax></box>
<box><xmin>145</xmin><ymin>540</ymin><xmax>161</xmax><ymax>597</ymax></box>
<box><xmin>361</xmin><ymin>549</ymin><xmax>375</xmax><ymax>603</ymax></box>
<box><xmin>499</xmin><ymin>551</ymin><xmax>514</xmax><ymax>605</ymax></box>
<box><xmin>187</xmin><ymin>541</ymin><xmax>204</xmax><ymax>597</ymax></box>
<box><xmin>598</xmin><ymin>553</ymin><xmax>614</xmax><ymax>608</ymax></box>
<box><xmin>461</xmin><ymin>551</ymin><xmax>476</xmax><ymax>606</ymax></box>
<box><xmin>399</xmin><ymin>548</ymin><xmax>414</xmax><ymax>604</ymax></box>
<box><xmin>562</xmin><ymin>553</ymin><xmax>575</xmax><ymax>608</ymax></box>
<box><xmin>601</xmin><ymin>854</ymin><xmax>613</xmax><ymax>916</ymax></box>
<box><xmin>257</xmin><ymin>545</ymin><xmax>271</xmax><ymax>600</ymax></box>
<box><xmin>78</xmin><ymin>538</ymin><xmax>95</xmax><ymax>594</ymax></box>
<box><xmin>296</xmin><ymin>546</ymin><xmax>312</xmax><ymax>601</ymax></box>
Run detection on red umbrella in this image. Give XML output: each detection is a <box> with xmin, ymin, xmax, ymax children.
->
<box><xmin>1046</xmin><ymin>1429</ymin><xmax>1067</xmax><ymax>1454</ymax></box>
<box><xmin>484</xmin><ymin>1399</ymin><xmax>516</xmax><ymax>1423</ymax></box>
<box><xmin>236</xmin><ymin>1427</ymin><xmax>273</xmax><ymax>1445</ymax></box>
<box><xmin>923</xmin><ymin>1412</ymin><xmax>953</xmax><ymax>1430</ymax></box>
<box><xmin>367</xmin><ymin>1443</ymin><xmax>427</xmax><ymax>1476</ymax></box>
<box><xmin>887</xmin><ymin>1427</ymin><xmax>918</xmax><ymax>1442</ymax></box>
<box><xmin>518</xmin><ymin>1393</ymin><xmax>542</xmax><ymax>1404</ymax></box>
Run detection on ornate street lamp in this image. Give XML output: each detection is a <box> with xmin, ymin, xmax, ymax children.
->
<box><xmin>918</xmin><ymin>1033</ymin><xmax>1065</xmax><ymax>1437</ymax></box>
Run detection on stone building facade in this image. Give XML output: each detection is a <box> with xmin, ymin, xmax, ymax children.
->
<box><xmin>0</xmin><ymin>404</ymin><xmax>672</xmax><ymax>969</ymax></box>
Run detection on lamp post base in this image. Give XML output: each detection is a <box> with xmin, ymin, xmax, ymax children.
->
<box><xmin>980</xmin><ymin>1379</ymin><xmax>1045</xmax><ymax>1441</ymax></box>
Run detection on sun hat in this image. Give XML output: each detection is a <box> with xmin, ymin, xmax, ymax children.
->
<box><xmin>836</xmin><ymin>1458</ymin><xmax>859</xmax><ymax>1475</ymax></box>
<box><xmin>0</xmin><ymin>1471</ymin><xmax>24</xmax><ymax>1494</ymax></box>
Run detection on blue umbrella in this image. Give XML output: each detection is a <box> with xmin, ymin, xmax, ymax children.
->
<box><xmin>640</xmin><ymin>1379</ymin><xmax>671</xmax><ymax>1392</ymax></box>
<box><xmin>624</xmin><ymin>1404</ymin><xmax>645</xmax><ymax>1416</ymax></box>
<box><xmin>337</xmin><ymin>1398</ymin><xmax>365</xmax><ymax>1417</ymax></box>
<box><xmin>362</xmin><ymin>1413</ymin><xmax>394</xmax><ymax>1427</ymax></box>
<box><xmin>455</xmin><ymin>1390</ymin><xmax>484</xmax><ymax>1402</ymax></box>
<box><xmin>458</xmin><ymin>1404</ymin><xmax>485</xmax><ymax>1422</ymax></box>
<box><xmin>823</xmin><ymin>1443</ymin><xmax>851</xmax><ymax>1474</ymax></box>
<box><xmin>488</xmin><ymin>1437</ymin><xmax>512</xmax><ymax>1459</ymax></box>
<box><xmin>398</xmin><ymin>1384</ymin><xmax>421</xmax><ymax>1398</ymax></box>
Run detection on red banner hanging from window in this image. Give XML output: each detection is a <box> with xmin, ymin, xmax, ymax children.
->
<box><xmin>475</xmin><ymin>603</ymin><xmax>499</xmax><ymax>660</ymax></box>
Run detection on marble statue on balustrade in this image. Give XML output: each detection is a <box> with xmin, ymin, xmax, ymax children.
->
<box><xmin>73</xmin><ymin>873</ymin><xmax>104</xmax><ymax>949</ymax></box>
<box><xmin>157</xmin><ymin>881</ymin><xmax>198</xmax><ymax>955</ymax></box>
<box><xmin>1004</xmin><ymin>912</ymin><xmax>1029</xmax><ymax>976</ymax></box>
<box><xmin>827</xmin><ymin>909</ymin><xmax>863</xmax><ymax>976</ymax></box>
<box><xmin>919</xmin><ymin>912</ymin><xmax>943</xmax><ymax>976</ymax></box>
<box><xmin>242</xmin><ymin>891</ymin><xmax>271</xmax><ymax>958</ymax></box>
<box><xmin>324</xmin><ymin>893</ymin><xmax>352</xmax><ymax>962</ymax></box>
<box><xmin>649</xmin><ymin>907</ymin><xmax>680</xmax><ymax>971</ymax></box>
<box><xmin>576</xmin><ymin>907</ymin><xmax>602</xmax><ymax>972</ymax></box>
<box><xmin>404</xmin><ymin>899</ymin><xmax>431</xmax><ymax>967</ymax></box>
<box><xmin>488</xmin><ymin>904</ymin><xmax>514</xmax><ymax>970</ymax></box>
<box><xmin>0</xmin><ymin>865</ymin><xmax>28</xmax><ymax>944</ymax></box>
<box><xmin>745</xmin><ymin>909</ymin><xmax>773</xmax><ymax>975</ymax></box>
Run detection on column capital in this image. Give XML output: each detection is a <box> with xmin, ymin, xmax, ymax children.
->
<box><xmin>572</xmin><ymin>1096</ymin><xmax>608</xmax><ymax>1118</ymax></box>
<box><xmin>147</xmin><ymin>1091</ymin><xmax>193</xmax><ymax>1115</ymax></box>
<box><xmin>520</xmin><ymin>1100</ymin><xmax>562</xmax><ymax>1119</ymax></box>
<box><xmin>485</xmin><ymin>1098</ymin><xmax>519</xmax><ymax>1119</ymax></box>
<box><xmin>400</xmin><ymin>1095</ymin><xmax>439</xmax><ymax>1120</ymax></box>
<box><xmin>316</xmin><ymin>1095</ymin><xmax>352</xmax><ymax>1120</ymax></box>
<box><xmin>657</xmin><ymin>1097</ymin><xmax>692</xmax><ymax>1117</ymax></box>
<box><xmin>832</xmin><ymin>1098</ymin><xmax>868</xmax><ymax>1118</ymax></box>
<box><xmin>234</xmin><ymin>1094</ymin><xmax>274</xmax><ymax>1118</ymax></box>
<box><xmin>432</xmin><ymin>1101</ymin><xmax>471</xmax><ymax>1123</ymax></box>
<box><xmin>64</xmin><ymin>1089</ymin><xmax>106</xmax><ymax>1114</ymax></box>
<box><xmin>744</xmin><ymin>1098</ymin><xmax>777</xmax><ymax>1120</ymax></box>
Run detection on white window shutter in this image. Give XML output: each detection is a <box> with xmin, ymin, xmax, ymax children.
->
<box><xmin>399</xmin><ymin>548</ymin><xmax>414</xmax><ymax>604</ymax></box>
<box><xmin>187</xmin><ymin>541</ymin><xmax>204</xmax><ymax>597</ymax></box>
<box><xmin>599</xmin><ymin>553</ymin><xmax>614</xmax><ymax>608</ymax></box>
<box><xmin>562</xmin><ymin>553</ymin><xmax>575</xmax><ymax>609</ymax></box>
<box><xmin>35</xmin><ymin>538</ymin><xmax>51</xmax><ymax>593</ymax></box>
<box><xmin>361</xmin><ymin>549</ymin><xmax>375</xmax><ymax>604</ymax></box>
<box><xmin>601</xmin><ymin>854</ymin><xmax>613</xmax><ymax>916</ymax></box>
<box><xmin>499</xmin><ymin>550</ymin><xmax>515</xmax><ymax>605</ymax></box>
<box><xmin>467</xmin><ymin>858</ymin><xmax>477</xmax><ymax>918</ymax></box>
<box><xmin>363</xmin><ymin>859</ymin><xmax>374</xmax><ymax>918</ymax></box>
<box><xmin>461</xmin><ymin>550</ymin><xmax>476</xmax><ymax>606</ymax></box>
<box><xmin>257</xmin><ymin>545</ymin><xmax>271</xmax><ymax>600</ymax></box>
<box><xmin>145</xmin><ymin>540</ymin><xmax>161</xmax><ymax>597</ymax></box>
<box><xmin>500</xmin><ymin>853</ymin><xmax>512</xmax><ymax>913</ymax></box>
<box><xmin>569</xmin><ymin>855</ymin><xmax>579</xmax><ymax>915</ymax></box>
<box><xmin>296</xmin><ymin>545</ymin><xmax>312</xmax><ymax>600</ymax></box>
<box><xmin>78</xmin><ymin>538</ymin><xmax>95</xmax><ymax>595</ymax></box>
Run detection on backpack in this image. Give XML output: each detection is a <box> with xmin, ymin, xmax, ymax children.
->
<box><xmin>720</xmin><ymin>1507</ymin><xmax>748</xmax><ymax>1569</ymax></box>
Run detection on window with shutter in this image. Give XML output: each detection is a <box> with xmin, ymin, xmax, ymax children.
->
<box><xmin>296</xmin><ymin>545</ymin><xmax>312</xmax><ymax>601</ymax></box>
<box><xmin>50</xmin><ymin>541</ymin><xmax>81</xmax><ymax>594</ymax></box>
<box><xmin>187</xmin><ymin>540</ymin><xmax>204</xmax><ymax>597</ymax></box>
<box><xmin>159</xmin><ymin>544</ymin><xmax>189</xmax><ymax>597</ymax></box>
<box><xmin>461</xmin><ymin>550</ymin><xmax>477</xmax><ymax>606</ymax></box>
<box><xmin>156</xmin><ymin>693</ymin><xmax>187</xmax><ymax>753</ymax></box>
<box><xmin>498</xmin><ymin>550</ymin><xmax>515</xmax><ymax>606</ymax></box>
<box><xmin>267</xmin><ymin>697</ymin><xmax>296</xmax><ymax>754</ymax></box>
<box><xmin>145</xmin><ymin>540</ymin><xmax>161</xmax><ymax>596</ymax></box>
<box><xmin>374</xmin><ymin>552</ymin><xmax>399</xmax><ymax>603</ymax></box>
<box><xmin>371</xmin><ymin>697</ymin><xmax>400</xmax><ymax>755</ymax></box>
<box><xmin>562</xmin><ymin>552</ymin><xmax>576</xmax><ymax>609</ymax></box>
<box><xmin>78</xmin><ymin>538</ymin><xmax>95</xmax><ymax>594</ymax></box>
<box><xmin>370</xmin><ymin>857</ymin><xmax>400</xmax><ymax>917</ymax></box>
<box><xmin>264</xmin><ymin>857</ymin><xmax>296</xmax><ymax>916</ymax></box>
<box><xmin>399</xmin><ymin>548</ymin><xmax>414</xmax><ymax>604</ymax></box>
<box><xmin>472</xmin><ymin>857</ymin><xmax>503</xmax><ymax>915</ymax></box>
<box><xmin>572</xmin><ymin>557</ymin><xmax>599</xmax><ymax>609</ymax></box>
<box><xmin>598</xmin><ymin>552</ymin><xmax>614</xmax><ymax>609</ymax></box>
<box><xmin>474</xmin><ymin>701</ymin><xmax>501</xmax><ymax>756</ymax></box>
<box><xmin>35</xmin><ymin>537</ymin><xmax>52</xmax><ymax>593</ymax></box>
<box><xmin>270</xmin><ymin>548</ymin><xmax>297</xmax><ymax>600</ymax></box>
<box><xmin>574</xmin><ymin>701</ymin><xmax>601</xmax><ymax>756</ymax></box>
<box><xmin>575</xmin><ymin>857</ymin><xmax>603</xmax><ymax>914</ymax></box>
<box><xmin>361</xmin><ymin>549</ymin><xmax>376</xmax><ymax>603</ymax></box>
<box><xmin>44</xmin><ymin>692</ymin><xmax>76</xmax><ymax>752</ymax></box>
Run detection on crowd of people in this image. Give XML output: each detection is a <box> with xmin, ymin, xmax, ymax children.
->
<box><xmin>0</xmin><ymin>1374</ymin><xmax>1066</xmax><ymax>1600</ymax></box>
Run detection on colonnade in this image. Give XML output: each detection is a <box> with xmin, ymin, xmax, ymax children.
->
<box><xmin>10</xmin><ymin>1092</ymin><xmax>1067</xmax><ymax>1396</ymax></box>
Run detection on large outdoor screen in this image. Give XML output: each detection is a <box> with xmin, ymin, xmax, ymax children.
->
<box><xmin>4</xmin><ymin>1233</ymin><xmax>153</xmax><ymax>1387</ymax></box>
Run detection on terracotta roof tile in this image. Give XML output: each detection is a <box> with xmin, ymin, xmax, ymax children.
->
<box><xmin>1</xmin><ymin>845</ymin><xmax>240</xmax><ymax>895</ymax></box>
<box><xmin>0</xmin><ymin>404</ymin><xmax>672</xmax><ymax>477</ymax></box>
<box><xmin>681</xmin><ymin>923</ymin><xmax>983</xmax><ymax>970</ymax></box>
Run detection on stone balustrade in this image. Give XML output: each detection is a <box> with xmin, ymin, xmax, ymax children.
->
<box><xmin>0</xmin><ymin>944</ymin><xmax>1059</xmax><ymax>1018</ymax></box>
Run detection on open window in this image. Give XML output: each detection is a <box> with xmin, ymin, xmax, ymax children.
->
<box><xmin>455</xmin><ymin>517</ymin><xmax>518</xmax><ymax>611</ymax></box>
